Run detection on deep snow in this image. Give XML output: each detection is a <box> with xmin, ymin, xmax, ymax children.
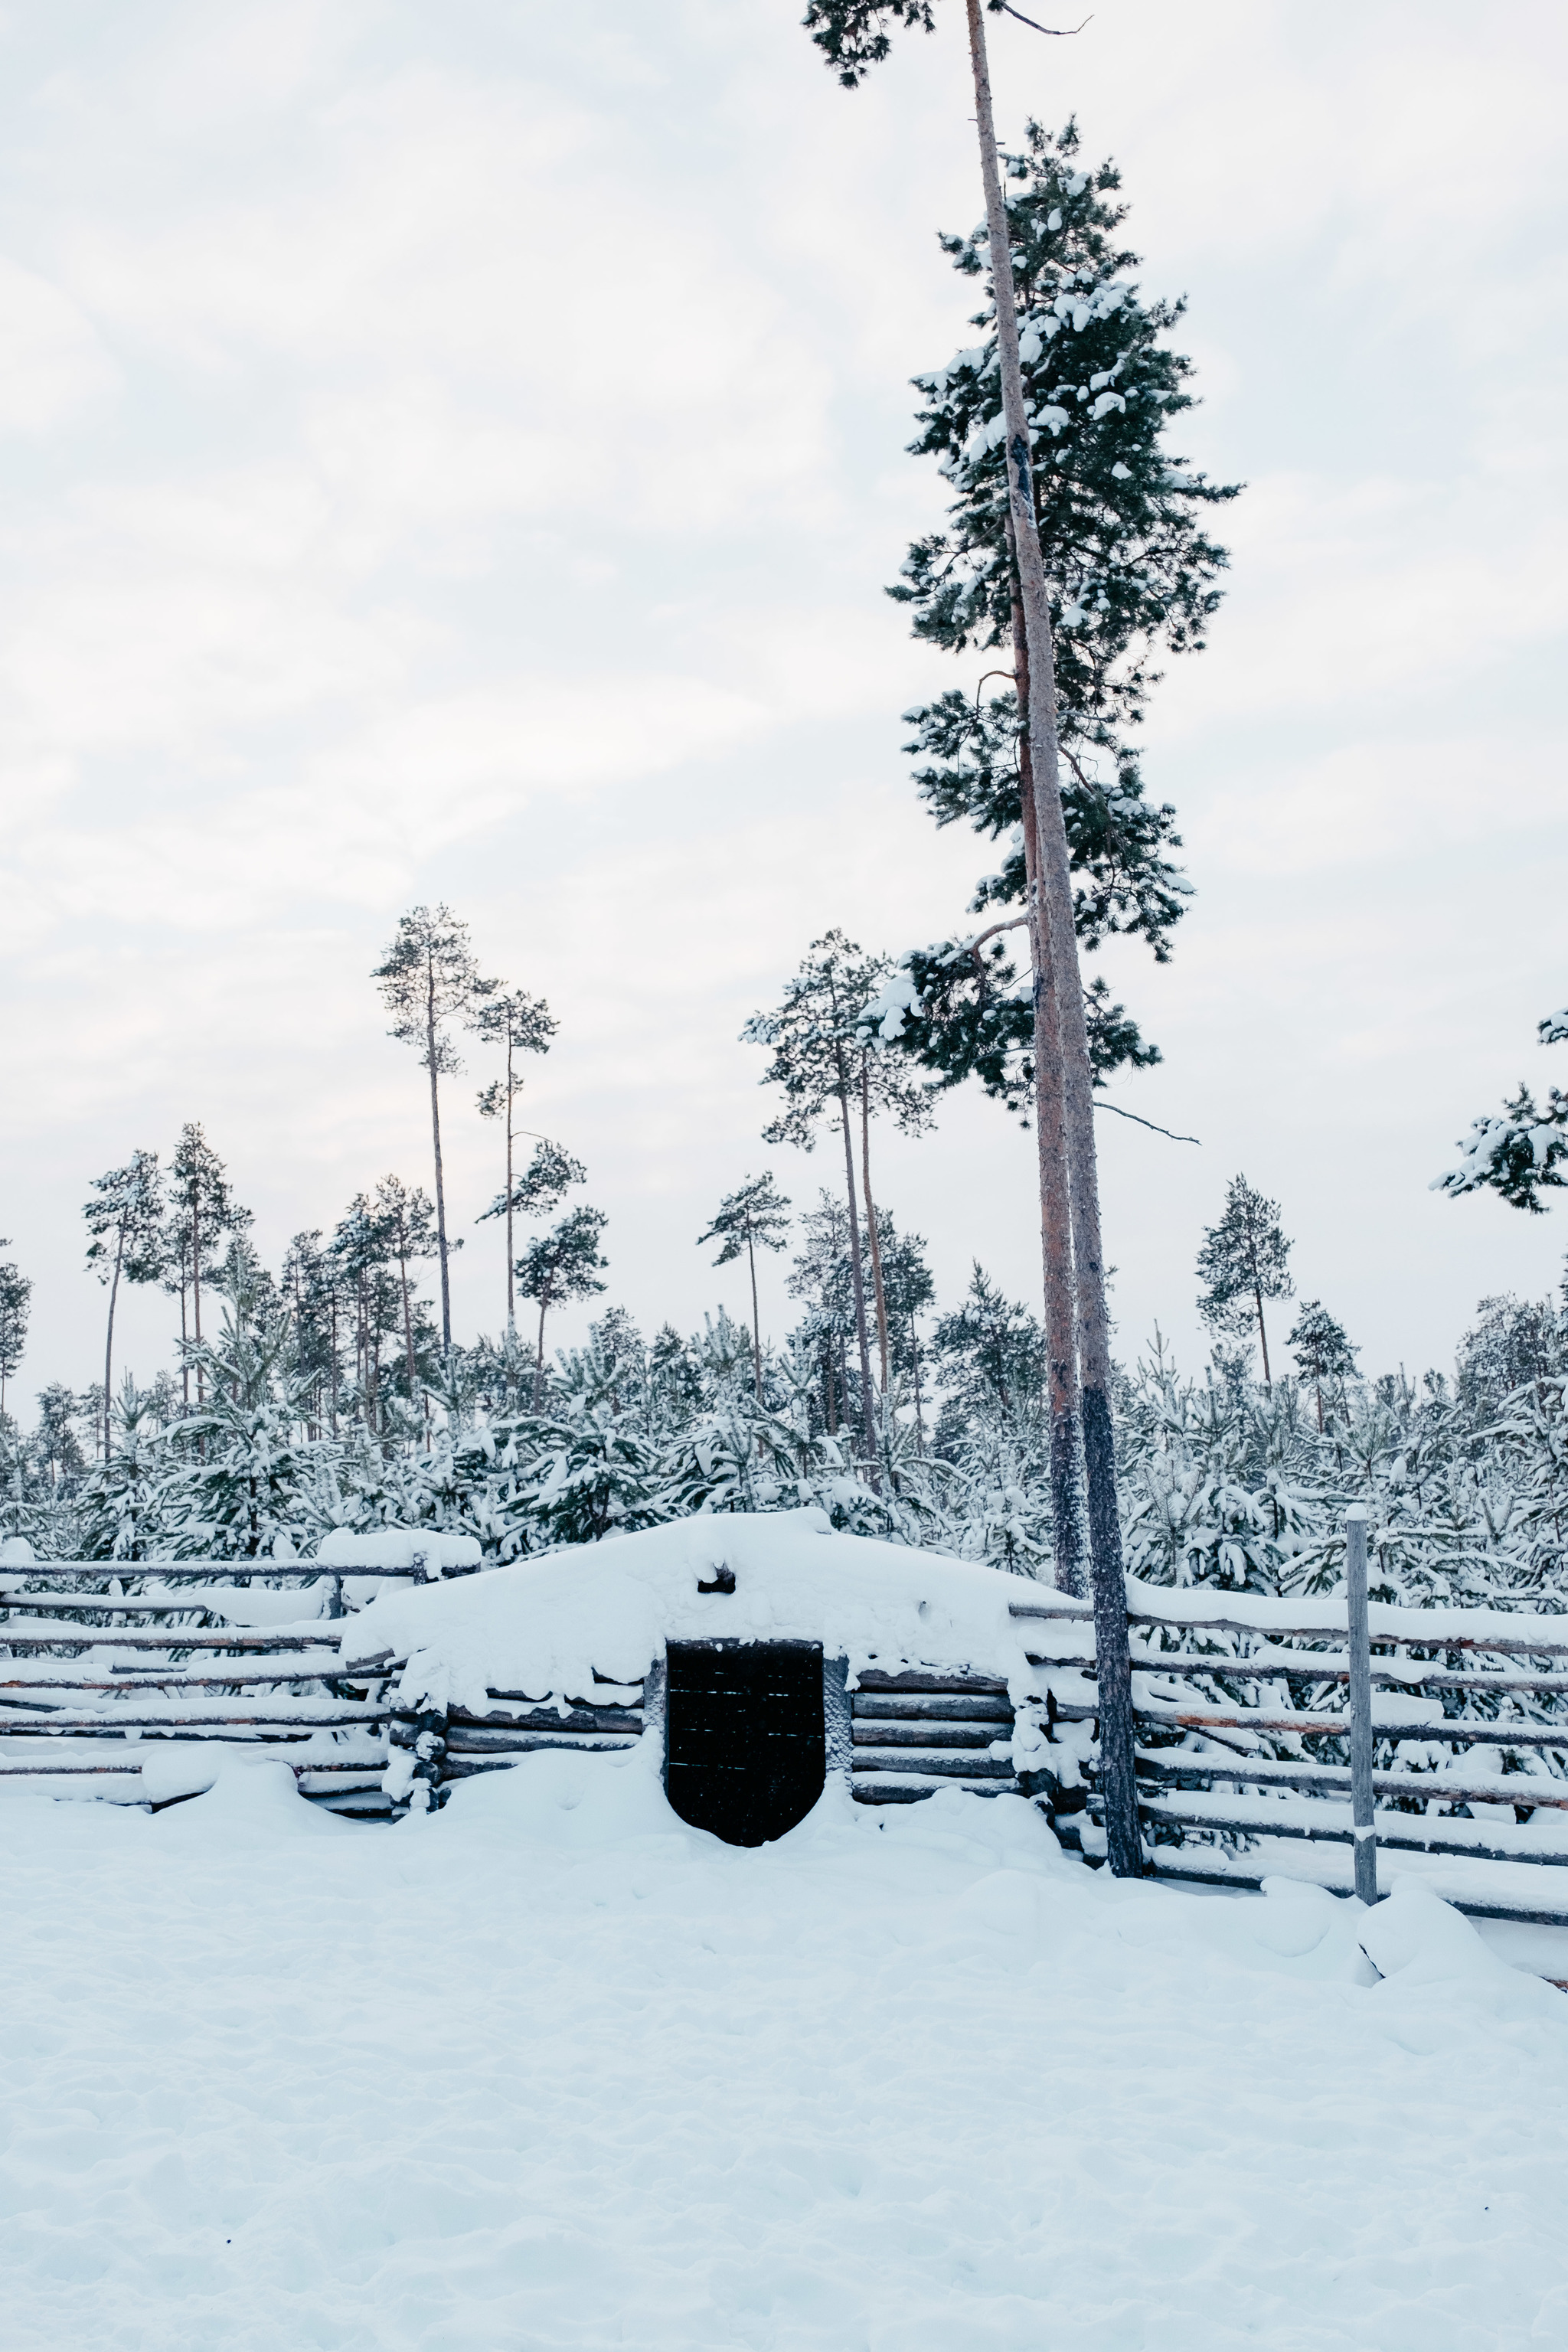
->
<box><xmin>4</xmin><ymin>1749</ymin><xmax>1567</xmax><ymax>2350</ymax></box>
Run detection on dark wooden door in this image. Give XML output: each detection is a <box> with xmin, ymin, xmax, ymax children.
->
<box><xmin>665</xmin><ymin>1641</ymin><xmax>825</xmax><ymax>1847</ymax></box>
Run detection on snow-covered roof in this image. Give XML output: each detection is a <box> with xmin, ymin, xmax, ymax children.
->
<box><xmin>341</xmin><ymin>1508</ymin><xmax>1048</xmax><ymax>1717</ymax></box>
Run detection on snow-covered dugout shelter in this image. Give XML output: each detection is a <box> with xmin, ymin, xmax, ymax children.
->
<box><xmin>341</xmin><ymin>1509</ymin><xmax>1089</xmax><ymax>1842</ymax></box>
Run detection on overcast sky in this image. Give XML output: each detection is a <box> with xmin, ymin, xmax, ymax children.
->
<box><xmin>2</xmin><ymin>0</ymin><xmax>1565</xmax><ymax>1406</ymax></box>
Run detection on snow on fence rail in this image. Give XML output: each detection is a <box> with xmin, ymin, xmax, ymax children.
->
<box><xmin>1013</xmin><ymin>1512</ymin><xmax>1568</xmax><ymax>1929</ymax></box>
<box><xmin>0</xmin><ymin>1538</ymin><xmax>481</xmax><ymax>1817</ymax></box>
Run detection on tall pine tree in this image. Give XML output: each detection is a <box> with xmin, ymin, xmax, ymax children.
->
<box><xmin>373</xmin><ymin>906</ymin><xmax>498</xmax><ymax>1357</ymax></box>
<box><xmin>697</xmin><ymin>1174</ymin><xmax>792</xmax><ymax>1398</ymax></box>
<box><xmin>793</xmin><ymin>5</ymin><xmax>1240</xmax><ymax>1873</ymax></box>
<box><xmin>1197</xmin><ymin>1175</ymin><xmax>1295</xmax><ymax>1387</ymax></box>
<box><xmin>743</xmin><ymin>932</ymin><xmax>919</xmax><ymax>1481</ymax></box>
<box><xmin>517</xmin><ymin>1205</ymin><xmax>609</xmax><ymax>1410</ymax></box>
<box><xmin>83</xmin><ymin>1150</ymin><xmax>167</xmax><ymax>1459</ymax></box>
<box><xmin>472</xmin><ymin>985</ymin><xmax>557</xmax><ymax>1340</ymax></box>
<box><xmin>165</xmin><ymin>1124</ymin><xmax>250</xmax><ymax>1408</ymax></box>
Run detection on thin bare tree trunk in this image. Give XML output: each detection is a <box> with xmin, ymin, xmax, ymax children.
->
<box><xmin>423</xmin><ymin>952</ymin><xmax>453</xmax><ymax>1359</ymax></box>
<box><xmin>965</xmin><ymin>0</ymin><xmax>1137</xmax><ymax>1874</ymax></box>
<box><xmin>103</xmin><ymin>1231</ymin><xmax>124</xmax><ymax>1461</ymax></box>
<box><xmin>746</xmin><ymin>1227</ymin><xmax>763</xmax><ymax>1397</ymax></box>
<box><xmin>192</xmin><ymin>1197</ymin><xmax>204</xmax><ymax>1408</ymax></box>
<box><xmin>1256</xmin><ymin>1287</ymin><xmax>1272</xmax><ymax>1387</ymax></box>
<box><xmin>399</xmin><ymin>1244</ymin><xmax>417</xmax><ymax>1403</ymax></box>
<box><xmin>504</xmin><ymin>1027</ymin><xmax>516</xmax><ymax>1339</ymax></box>
<box><xmin>178</xmin><ymin>1276</ymin><xmax>189</xmax><ymax>1410</ymax></box>
<box><xmin>534</xmin><ymin>1295</ymin><xmax>548</xmax><ymax>1411</ymax></box>
<box><xmin>834</xmin><ymin>1050</ymin><xmax>880</xmax><ymax>1487</ymax></box>
<box><xmin>1010</xmin><ymin>535</ymin><xmax>1085</xmax><ymax>1599</ymax></box>
<box><xmin>860</xmin><ymin>1067</ymin><xmax>891</xmax><ymax>1393</ymax></box>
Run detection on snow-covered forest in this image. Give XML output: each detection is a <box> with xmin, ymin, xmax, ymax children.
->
<box><xmin>5</xmin><ymin>1054</ymin><xmax>1567</xmax><ymax>1618</ymax></box>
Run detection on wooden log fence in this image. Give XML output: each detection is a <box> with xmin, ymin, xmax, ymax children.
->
<box><xmin>1012</xmin><ymin>1522</ymin><xmax>1568</xmax><ymax>1930</ymax></box>
<box><xmin>8</xmin><ymin>1537</ymin><xmax>1568</xmax><ymax>1935</ymax></box>
<box><xmin>0</xmin><ymin>1553</ymin><xmax>447</xmax><ymax>1817</ymax></box>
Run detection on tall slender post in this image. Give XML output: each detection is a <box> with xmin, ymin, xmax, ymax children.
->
<box><xmin>1344</xmin><ymin>1505</ymin><xmax>1378</xmax><ymax>1906</ymax></box>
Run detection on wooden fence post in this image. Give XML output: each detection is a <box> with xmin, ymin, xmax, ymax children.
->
<box><xmin>1345</xmin><ymin>1505</ymin><xmax>1378</xmax><ymax>1906</ymax></box>
<box><xmin>410</xmin><ymin>1707</ymin><xmax>449</xmax><ymax>1811</ymax></box>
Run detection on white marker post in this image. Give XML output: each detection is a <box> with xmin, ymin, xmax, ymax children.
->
<box><xmin>1344</xmin><ymin>1506</ymin><xmax>1378</xmax><ymax>1905</ymax></box>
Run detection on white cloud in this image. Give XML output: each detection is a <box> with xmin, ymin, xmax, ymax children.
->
<box><xmin>2</xmin><ymin>0</ymin><xmax>1566</xmax><ymax>1403</ymax></box>
<box><xmin>0</xmin><ymin>256</ymin><xmax>116</xmax><ymax>431</ymax></box>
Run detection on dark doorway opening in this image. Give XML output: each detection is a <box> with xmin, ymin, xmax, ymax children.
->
<box><xmin>665</xmin><ymin>1641</ymin><xmax>825</xmax><ymax>1847</ymax></box>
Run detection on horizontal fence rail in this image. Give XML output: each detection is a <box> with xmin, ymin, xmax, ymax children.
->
<box><xmin>1006</xmin><ymin>1522</ymin><xmax>1568</xmax><ymax>1931</ymax></box>
<box><xmin>0</xmin><ymin>1550</ymin><xmax>453</xmax><ymax>1817</ymax></box>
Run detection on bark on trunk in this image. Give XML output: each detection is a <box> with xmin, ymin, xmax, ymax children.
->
<box><xmin>505</xmin><ymin>1031</ymin><xmax>516</xmax><ymax>1340</ymax></box>
<box><xmin>399</xmin><ymin>1246</ymin><xmax>417</xmax><ymax>1406</ymax></box>
<box><xmin>746</xmin><ymin>1228</ymin><xmax>763</xmax><ymax>1397</ymax></box>
<box><xmin>534</xmin><ymin>1293</ymin><xmax>549</xmax><ymax>1412</ymax></box>
<box><xmin>191</xmin><ymin>1198</ymin><xmax>204</xmax><ymax>1408</ymax></box>
<box><xmin>103</xmin><ymin>1232</ymin><xmax>124</xmax><ymax>1461</ymax></box>
<box><xmin>964</xmin><ymin>0</ymin><xmax>1137</xmax><ymax>1874</ymax></box>
<box><xmin>861</xmin><ymin>1067</ymin><xmax>890</xmax><ymax>1393</ymax></box>
<box><xmin>1255</xmin><ymin>1286</ymin><xmax>1272</xmax><ymax>1387</ymax></box>
<box><xmin>427</xmin><ymin>978</ymin><xmax>452</xmax><ymax>1357</ymax></box>
<box><xmin>834</xmin><ymin>1050</ymin><xmax>880</xmax><ymax>1487</ymax></box>
<box><xmin>1010</xmin><ymin>532</ymin><xmax>1085</xmax><ymax>1600</ymax></box>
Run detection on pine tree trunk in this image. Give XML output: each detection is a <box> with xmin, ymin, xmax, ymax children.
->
<box><xmin>965</xmin><ymin>0</ymin><xmax>1137</xmax><ymax>1873</ymax></box>
<box><xmin>103</xmin><ymin>1231</ymin><xmax>124</xmax><ymax>1462</ymax></box>
<box><xmin>534</xmin><ymin>1295</ymin><xmax>548</xmax><ymax>1412</ymax></box>
<box><xmin>400</xmin><ymin>1244</ymin><xmax>417</xmax><ymax>1403</ymax></box>
<box><xmin>834</xmin><ymin>1051</ymin><xmax>880</xmax><ymax>1487</ymax></box>
<box><xmin>178</xmin><ymin>1277</ymin><xmax>189</xmax><ymax>1410</ymax></box>
<box><xmin>1256</xmin><ymin>1287</ymin><xmax>1272</xmax><ymax>1387</ymax></box>
<box><xmin>192</xmin><ymin>1197</ymin><xmax>204</xmax><ymax>1409</ymax></box>
<box><xmin>1011</xmin><ymin>537</ymin><xmax>1085</xmax><ymax>1599</ymax></box>
<box><xmin>746</xmin><ymin>1229</ymin><xmax>763</xmax><ymax>1397</ymax></box>
<box><xmin>860</xmin><ymin>1067</ymin><xmax>891</xmax><ymax>1393</ymax></box>
<box><xmin>429</xmin><ymin>1055</ymin><xmax>451</xmax><ymax>1358</ymax></box>
<box><xmin>505</xmin><ymin>1029</ymin><xmax>517</xmax><ymax>1343</ymax></box>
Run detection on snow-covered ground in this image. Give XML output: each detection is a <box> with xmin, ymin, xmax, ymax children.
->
<box><xmin>5</xmin><ymin>1752</ymin><xmax>1566</xmax><ymax>2350</ymax></box>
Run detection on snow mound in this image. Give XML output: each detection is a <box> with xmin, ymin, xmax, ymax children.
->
<box><xmin>343</xmin><ymin>1508</ymin><xmax>1047</xmax><ymax>1715</ymax></box>
<box><xmin>1358</xmin><ymin>1883</ymin><xmax>1566</xmax><ymax>2020</ymax></box>
<box><xmin>153</xmin><ymin>1756</ymin><xmax>351</xmax><ymax>1842</ymax></box>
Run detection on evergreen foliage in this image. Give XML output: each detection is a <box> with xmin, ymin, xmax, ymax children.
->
<box><xmin>472</xmin><ymin>985</ymin><xmax>556</xmax><ymax>1334</ymax></box>
<box><xmin>165</xmin><ymin>1124</ymin><xmax>250</xmax><ymax>1406</ymax></box>
<box><xmin>0</xmin><ymin>1242</ymin><xmax>31</xmax><ymax>1421</ymax></box>
<box><xmin>745</xmin><ymin>931</ymin><xmax>935</xmax><ymax>1474</ymax></box>
<box><xmin>516</xmin><ymin>1204</ymin><xmax>610</xmax><ymax>1410</ymax></box>
<box><xmin>373</xmin><ymin>905</ymin><xmax>498</xmax><ymax>1355</ymax></box>
<box><xmin>1195</xmin><ymin>1175</ymin><xmax>1295</xmax><ymax>1387</ymax></box>
<box><xmin>1286</xmin><ymin>1301</ymin><xmax>1359</xmax><ymax>1432</ymax></box>
<box><xmin>864</xmin><ymin>117</ymin><xmax>1237</xmax><ymax>1104</ymax></box>
<box><xmin>1435</xmin><ymin>1004</ymin><xmax>1568</xmax><ymax>1213</ymax></box>
<box><xmin>83</xmin><ymin>1149</ymin><xmax>167</xmax><ymax>1460</ymax></box>
<box><xmin>697</xmin><ymin>1174</ymin><xmax>792</xmax><ymax>1396</ymax></box>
